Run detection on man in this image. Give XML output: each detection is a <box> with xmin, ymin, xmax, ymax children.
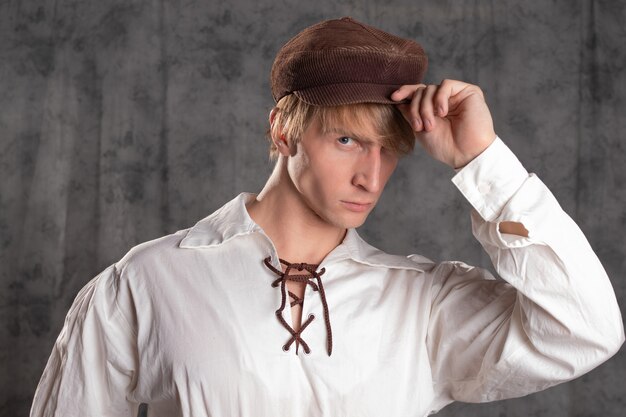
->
<box><xmin>31</xmin><ymin>17</ymin><xmax>623</xmax><ymax>417</ymax></box>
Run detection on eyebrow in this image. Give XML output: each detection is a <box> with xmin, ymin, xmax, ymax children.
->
<box><xmin>325</xmin><ymin>127</ymin><xmax>376</xmax><ymax>144</ymax></box>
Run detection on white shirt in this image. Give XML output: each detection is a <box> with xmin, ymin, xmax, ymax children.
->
<box><xmin>31</xmin><ymin>137</ymin><xmax>624</xmax><ymax>417</ymax></box>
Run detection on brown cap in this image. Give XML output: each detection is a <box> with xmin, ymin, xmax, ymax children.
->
<box><xmin>270</xmin><ymin>17</ymin><xmax>428</xmax><ymax>106</ymax></box>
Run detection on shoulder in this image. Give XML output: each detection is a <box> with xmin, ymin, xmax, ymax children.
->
<box><xmin>347</xmin><ymin>229</ymin><xmax>438</xmax><ymax>273</ymax></box>
<box><xmin>115</xmin><ymin>228</ymin><xmax>190</xmax><ymax>274</ymax></box>
<box><xmin>347</xmin><ymin>230</ymin><xmax>491</xmax><ymax>280</ymax></box>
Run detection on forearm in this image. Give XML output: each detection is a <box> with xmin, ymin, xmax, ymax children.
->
<box><xmin>468</xmin><ymin>144</ymin><xmax>624</xmax><ymax>375</ymax></box>
<box><xmin>470</xmin><ymin>177</ymin><xmax>624</xmax><ymax>375</ymax></box>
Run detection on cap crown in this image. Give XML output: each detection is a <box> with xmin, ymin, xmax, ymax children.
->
<box><xmin>271</xmin><ymin>17</ymin><xmax>428</xmax><ymax>106</ymax></box>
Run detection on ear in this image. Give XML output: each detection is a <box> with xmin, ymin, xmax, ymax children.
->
<box><xmin>269</xmin><ymin>107</ymin><xmax>278</xmax><ymax>126</ymax></box>
<box><xmin>269</xmin><ymin>107</ymin><xmax>290</xmax><ymax>156</ymax></box>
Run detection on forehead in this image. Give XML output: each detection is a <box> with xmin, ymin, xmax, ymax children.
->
<box><xmin>314</xmin><ymin>104</ymin><xmax>389</xmax><ymax>142</ymax></box>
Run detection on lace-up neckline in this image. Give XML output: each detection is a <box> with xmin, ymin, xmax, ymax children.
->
<box><xmin>263</xmin><ymin>257</ymin><xmax>333</xmax><ymax>356</ymax></box>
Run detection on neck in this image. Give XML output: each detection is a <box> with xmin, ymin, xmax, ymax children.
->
<box><xmin>246</xmin><ymin>158</ymin><xmax>346</xmax><ymax>265</ymax></box>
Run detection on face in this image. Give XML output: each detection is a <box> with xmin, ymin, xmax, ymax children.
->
<box><xmin>282</xmin><ymin>116</ymin><xmax>399</xmax><ymax>230</ymax></box>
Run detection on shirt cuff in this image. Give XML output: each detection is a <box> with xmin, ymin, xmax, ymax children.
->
<box><xmin>451</xmin><ymin>136</ymin><xmax>529</xmax><ymax>222</ymax></box>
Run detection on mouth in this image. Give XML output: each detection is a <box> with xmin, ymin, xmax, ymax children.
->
<box><xmin>340</xmin><ymin>200</ymin><xmax>373</xmax><ymax>213</ymax></box>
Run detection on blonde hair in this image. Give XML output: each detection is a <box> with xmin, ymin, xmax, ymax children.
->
<box><xmin>266</xmin><ymin>94</ymin><xmax>415</xmax><ymax>161</ymax></box>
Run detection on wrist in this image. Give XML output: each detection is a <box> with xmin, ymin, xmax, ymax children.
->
<box><xmin>452</xmin><ymin>135</ymin><xmax>497</xmax><ymax>171</ymax></box>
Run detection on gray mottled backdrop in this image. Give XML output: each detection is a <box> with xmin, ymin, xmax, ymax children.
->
<box><xmin>1</xmin><ymin>0</ymin><xmax>625</xmax><ymax>416</ymax></box>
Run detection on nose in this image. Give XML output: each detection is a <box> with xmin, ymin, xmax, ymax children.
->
<box><xmin>352</xmin><ymin>147</ymin><xmax>382</xmax><ymax>193</ymax></box>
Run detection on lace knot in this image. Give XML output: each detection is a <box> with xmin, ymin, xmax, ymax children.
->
<box><xmin>263</xmin><ymin>257</ymin><xmax>333</xmax><ymax>356</ymax></box>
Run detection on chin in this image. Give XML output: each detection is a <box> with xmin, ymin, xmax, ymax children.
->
<box><xmin>326</xmin><ymin>212</ymin><xmax>370</xmax><ymax>230</ymax></box>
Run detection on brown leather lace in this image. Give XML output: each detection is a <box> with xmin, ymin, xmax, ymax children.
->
<box><xmin>263</xmin><ymin>257</ymin><xmax>333</xmax><ymax>356</ymax></box>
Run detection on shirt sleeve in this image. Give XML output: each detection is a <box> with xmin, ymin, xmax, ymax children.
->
<box><xmin>426</xmin><ymin>137</ymin><xmax>625</xmax><ymax>408</ymax></box>
<box><xmin>30</xmin><ymin>263</ymin><xmax>140</xmax><ymax>417</ymax></box>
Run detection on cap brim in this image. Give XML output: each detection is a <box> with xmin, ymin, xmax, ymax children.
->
<box><xmin>294</xmin><ymin>83</ymin><xmax>410</xmax><ymax>106</ymax></box>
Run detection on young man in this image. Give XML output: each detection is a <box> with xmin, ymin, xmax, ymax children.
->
<box><xmin>31</xmin><ymin>17</ymin><xmax>623</xmax><ymax>417</ymax></box>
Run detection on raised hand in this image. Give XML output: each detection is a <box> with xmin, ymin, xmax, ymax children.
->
<box><xmin>391</xmin><ymin>79</ymin><xmax>497</xmax><ymax>169</ymax></box>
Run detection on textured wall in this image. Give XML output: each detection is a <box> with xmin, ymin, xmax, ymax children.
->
<box><xmin>1</xmin><ymin>0</ymin><xmax>625</xmax><ymax>416</ymax></box>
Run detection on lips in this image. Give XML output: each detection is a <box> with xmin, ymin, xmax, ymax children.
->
<box><xmin>340</xmin><ymin>200</ymin><xmax>373</xmax><ymax>212</ymax></box>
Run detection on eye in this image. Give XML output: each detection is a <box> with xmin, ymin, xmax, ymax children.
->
<box><xmin>337</xmin><ymin>136</ymin><xmax>354</xmax><ymax>145</ymax></box>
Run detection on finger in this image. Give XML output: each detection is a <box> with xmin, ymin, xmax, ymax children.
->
<box><xmin>392</xmin><ymin>84</ymin><xmax>426</xmax><ymax>131</ymax></box>
<box><xmin>390</xmin><ymin>84</ymin><xmax>426</xmax><ymax>102</ymax></box>
<box><xmin>397</xmin><ymin>102</ymin><xmax>422</xmax><ymax>132</ymax></box>
<box><xmin>433</xmin><ymin>80</ymin><xmax>451</xmax><ymax>117</ymax></box>
<box><xmin>409</xmin><ymin>86</ymin><xmax>426</xmax><ymax>131</ymax></box>
<box><xmin>419</xmin><ymin>84</ymin><xmax>438</xmax><ymax>131</ymax></box>
<box><xmin>434</xmin><ymin>79</ymin><xmax>481</xmax><ymax>116</ymax></box>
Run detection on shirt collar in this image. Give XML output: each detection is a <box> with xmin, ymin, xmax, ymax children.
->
<box><xmin>179</xmin><ymin>192</ymin><xmax>428</xmax><ymax>273</ymax></box>
<box><xmin>179</xmin><ymin>193</ymin><xmax>262</xmax><ymax>248</ymax></box>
